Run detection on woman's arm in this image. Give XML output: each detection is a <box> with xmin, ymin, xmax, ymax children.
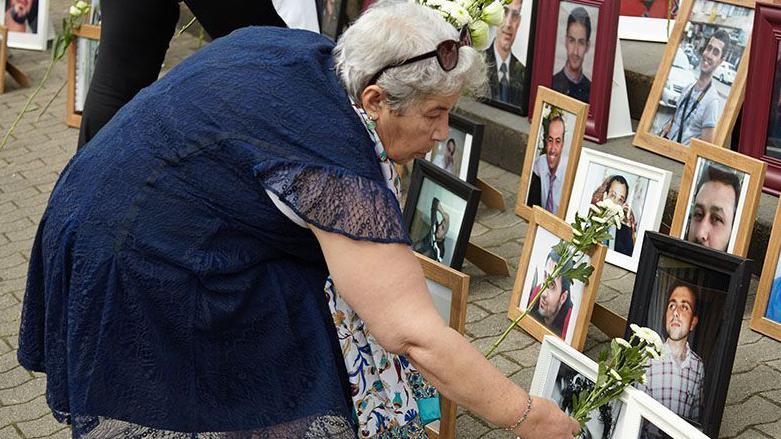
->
<box><xmin>311</xmin><ymin>226</ymin><xmax>580</xmax><ymax>439</ymax></box>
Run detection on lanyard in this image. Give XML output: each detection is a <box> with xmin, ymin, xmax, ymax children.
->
<box><xmin>674</xmin><ymin>81</ymin><xmax>711</xmax><ymax>143</ymax></box>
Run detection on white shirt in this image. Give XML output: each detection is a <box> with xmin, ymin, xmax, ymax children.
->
<box><xmin>532</xmin><ymin>153</ymin><xmax>567</xmax><ymax>213</ymax></box>
<box><xmin>493</xmin><ymin>42</ymin><xmax>511</xmax><ymax>83</ymax></box>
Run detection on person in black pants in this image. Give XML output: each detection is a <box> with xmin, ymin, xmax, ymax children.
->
<box><xmin>77</xmin><ymin>0</ymin><xmax>287</xmax><ymax>148</ymax></box>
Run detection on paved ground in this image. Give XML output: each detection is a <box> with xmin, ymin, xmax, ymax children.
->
<box><xmin>1</xmin><ymin>6</ymin><xmax>780</xmax><ymax>439</ymax></box>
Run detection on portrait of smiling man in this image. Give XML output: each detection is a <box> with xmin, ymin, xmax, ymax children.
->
<box><xmin>685</xmin><ymin>163</ymin><xmax>742</xmax><ymax>252</ymax></box>
<box><xmin>4</xmin><ymin>0</ymin><xmax>38</xmax><ymax>33</ymax></box>
<box><xmin>551</xmin><ymin>5</ymin><xmax>593</xmax><ymax>103</ymax></box>
<box><xmin>527</xmin><ymin>112</ymin><xmax>567</xmax><ymax>214</ymax></box>
<box><xmin>660</xmin><ymin>29</ymin><xmax>731</xmax><ymax>145</ymax></box>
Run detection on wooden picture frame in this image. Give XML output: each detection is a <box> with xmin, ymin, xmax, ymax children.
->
<box><xmin>319</xmin><ymin>0</ymin><xmax>346</xmax><ymax>41</ymax></box>
<box><xmin>669</xmin><ymin>139</ymin><xmax>765</xmax><ymax>257</ymax></box>
<box><xmin>508</xmin><ymin>206</ymin><xmax>606</xmax><ymax>350</ymax></box>
<box><xmin>621</xmin><ymin>387</ymin><xmax>709</xmax><ymax>439</ymax></box>
<box><xmin>515</xmin><ymin>86</ymin><xmax>588</xmax><ymax>221</ymax></box>
<box><xmin>404</xmin><ymin>160</ymin><xmax>481</xmax><ymax>271</ymax></box>
<box><xmin>66</xmin><ymin>24</ymin><xmax>101</xmax><ymax>128</ymax></box>
<box><xmin>749</xmin><ymin>196</ymin><xmax>781</xmax><ymax>341</ymax></box>
<box><xmin>482</xmin><ymin>0</ymin><xmax>538</xmax><ymax>116</ymax></box>
<box><xmin>565</xmin><ymin>148</ymin><xmax>672</xmax><ymax>273</ymax></box>
<box><xmin>737</xmin><ymin>2</ymin><xmax>781</xmax><ymax>195</ymax></box>
<box><xmin>530</xmin><ymin>336</ymin><xmax>631</xmax><ymax>438</ymax></box>
<box><xmin>415</xmin><ymin>254</ymin><xmax>469</xmax><ymax>439</ymax></box>
<box><xmin>626</xmin><ymin>231</ymin><xmax>752</xmax><ymax>438</ymax></box>
<box><xmin>1</xmin><ymin>0</ymin><xmax>50</xmax><ymax>51</ymax></box>
<box><xmin>634</xmin><ymin>0</ymin><xmax>757</xmax><ymax>162</ymax></box>
<box><xmin>425</xmin><ymin>113</ymin><xmax>483</xmax><ymax>185</ymax></box>
<box><xmin>528</xmin><ymin>0</ymin><xmax>619</xmax><ymax>143</ymax></box>
<box><xmin>0</xmin><ymin>25</ymin><xmax>7</xmax><ymax>94</ymax></box>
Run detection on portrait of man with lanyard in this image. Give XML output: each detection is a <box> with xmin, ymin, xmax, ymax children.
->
<box><xmin>660</xmin><ymin>29</ymin><xmax>731</xmax><ymax>145</ymax></box>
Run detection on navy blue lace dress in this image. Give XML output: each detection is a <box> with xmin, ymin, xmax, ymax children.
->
<box><xmin>17</xmin><ymin>27</ymin><xmax>411</xmax><ymax>437</ymax></box>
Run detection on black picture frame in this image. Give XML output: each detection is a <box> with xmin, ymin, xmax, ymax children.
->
<box><xmin>625</xmin><ymin>231</ymin><xmax>752</xmax><ymax>438</ymax></box>
<box><xmin>482</xmin><ymin>0</ymin><xmax>538</xmax><ymax>116</ymax></box>
<box><xmin>403</xmin><ymin>160</ymin><xmax>481</xmax><ymax>270</ymax></box>
<box><xmin>319</xmin><ymin>0</ymin><xmax>346</xmax><ymax>42</ymax></box>
<box><xmin>425</xmin><ymin>112</ymin><xmax>484</xmax><ymax>185</ymax></box>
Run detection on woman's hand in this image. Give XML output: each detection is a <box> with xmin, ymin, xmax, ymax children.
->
<box><xmin>515</xmin><ymin>397</ymin><xmax>581</xmax><ymax>439</ymax></box>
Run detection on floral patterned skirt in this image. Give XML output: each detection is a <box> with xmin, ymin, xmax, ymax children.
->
<box><xmin>325</xmin><ymin>279</ymin><xmax>438</xmax><ymax>438</ymax></box>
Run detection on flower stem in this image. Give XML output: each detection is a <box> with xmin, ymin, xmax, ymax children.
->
<box><xmin>36</xmin><ymin>79</ymin><xmax>67</xmax><ymax>123</ymax></box>
<box><xmin>1</xmin><ymin>57</ymin><xmax>57</xmax><ymax>149</ymax></box>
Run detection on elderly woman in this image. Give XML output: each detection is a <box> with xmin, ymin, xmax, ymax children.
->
<box><xmin>17</xmin><ymin>2</ymin><xmax>580</xmax><ymax>438</ymax></box>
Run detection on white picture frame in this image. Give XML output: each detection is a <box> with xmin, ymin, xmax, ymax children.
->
<box><xmin>621</xmin><ymin>387</ymin><xmax>709</xmax><ymax>439</ymax></box>
<box><xmin>565</xmin><ymin>148</ymin><xmax>672</xmax><ymax>272</ymax></box>
<box><xmin>530</xmin><ymin>336</ymin><xmax>631</xmax><ymax>438</ymax></box>
<box><xmin>1</xmin><ymin>0</ymin><xmax>49</xmax><ymax>51</ymax></box>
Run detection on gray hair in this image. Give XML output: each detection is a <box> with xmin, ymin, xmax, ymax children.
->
<box><xmin>333</xmin><ymin>1</ymin><xmax>488</xmax><ymax>112</ymax></box>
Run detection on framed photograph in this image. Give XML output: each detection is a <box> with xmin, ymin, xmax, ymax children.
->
<box><xmin>425</xmin><ymin>113</ymin><xmax>483</xmax><ymax>185</ymax></box>
<box><xmin>66</xmin><ymin>24</ymin><xmax>101</xmax><ymax>128</ymax></box>
<box><xmin>737</xmin><ymin>3</ymin><xmax>781</xmax><ymax>195</ymax></box>
<box><xmin>508</xmin><ymin>206</ymin><xmax>606</xmax><ymax>350</ymax></box>
<box><xmin>483</xmin><ymin>0</ymin><xmax>538</xmax><ymax>115</ymax></box>
<box><xmin>415</xmin><ymin>254</ymin><xmax>469</xmax><ymax>439</ymax></box>
<box><xmin>634</xmin><ymin>0</ymin><xmax>756</xmax><ymax>162</ymax></box>
<box><xmin>565</xmin><ymin>148</ymin><xmax>672</xmax><ymax>272</ymax></box>
<box><xmin>528</xmin><ymin>0</ymin><xmax>619</xmax><ymax>143</ymax></box>
<box><xmin>515</xmin><ymin>86</ymin><xmax>588</xmax><ymax>221</ymax></box>
<box><xmin>626</xmin><ymin>231</ymin><xmax>752</xmax><ymax>437</ymax></box>
<box><xmin>530</xmin><ymin>335</ymin><xmax>631</xmax><ymax>439</ymax></box>
<box><xmin>320</xmin><ymin>0</ymin><xmax>345</xmax><ymax>41</ymax></box>
<box><xmin>621</xmin><ymin>387</ymin><xmax>709</xmax><ymax>439</ymax></box>
<box><xmin>749</xmin><ymin>197</ymin><xmax>781</xmax><ymax>342</ymax></box>
<box><xmin>669</xmin><ymin>139</ymin><xmax>765</xmax><ymax>256</ymax></box>
<box><xmin>404</xmin><ymin>160</ymin><xmax>481</xmax><ymax>270</ymax></box>
<box><xmin>0</xmin><ymin>0</ymin><xmax>48</xmax><ymax>50</ymax></box>
<box><xmin>0</xmin><ymin>25</ymin><xmax>7</xmax><ymax>94</ymax></box>
<box><xmin>618</xmin><ymin>0</ymin><xmax>679</xmax><ymax>42</ymax></box>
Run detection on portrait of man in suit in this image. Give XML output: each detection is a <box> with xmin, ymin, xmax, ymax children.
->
<box><xmin>527</xmin><ymin>109</ymin><xmax>567</xmax><ymax>214</ymax></box>
<box><xmin>484</xmin><ymin>0</ymin><xmax>526</xmax><ymax>107</ymax></box>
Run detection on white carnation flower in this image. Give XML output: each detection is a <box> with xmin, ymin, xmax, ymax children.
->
<box><xmin>645</xmin><ymin>345</ymin><xmax>661</xmax><ymax>360</ymax></box>
<box><xmin>481</xmin><ymin>0</ymin><xmax>504</xmax><ymax>26</ymax></box>
<box><xmin>69</xmin><ymin>5</ymin><xmax>81</xmax><ymax>16</ymax></box>
<box><xmin>469</xmin><ymin>19</ymin><xmax>490</xmax><ymax>50</ymax></box>
<box><xmin>589</xmin><ymin>204</ymin><xmax>600</xmax><ymax>215</ymax></box>
<box><xmin>639</xmin><ymin>373</ymin><xmax>647</xmax><ymax>385</ymax></box>
<box><xmin>609</xmin><ymin>369</ymin><xmax>622</xmax><ymax>382</ymax></box>
<box><xmin>615</xmin><ymin>338</ymin><xmax>631</xmax><ymax>349</ymax></box>
<box><xmin>633</xmin><ymin>326</ymin><xmax>663</xmax><ymax>353</ymax></box>
<box><xmin>440</xmin><ymin>1</ymin><xmax>472</xmax><ymax>27</ymax></box>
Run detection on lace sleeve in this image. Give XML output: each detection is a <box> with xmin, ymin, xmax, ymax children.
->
<box><xmin>254</xmin><ymin>160</ymin><xmax>411</xmax><ymax>244</ymax></box>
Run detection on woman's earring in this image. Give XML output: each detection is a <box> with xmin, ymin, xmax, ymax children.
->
<box><xmin>367</xmin><ymin>114</ymin><xmax>377</xmax><ymax>131</ymax></box>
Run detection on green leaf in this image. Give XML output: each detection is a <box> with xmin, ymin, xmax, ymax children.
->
<box><xmin>52</xmin><ymin>37</ymin><xmax>68</xmax><ymax>62</ymax></box>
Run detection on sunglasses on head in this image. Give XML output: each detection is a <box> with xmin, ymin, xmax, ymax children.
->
<box><xmin>366</xmin><ymin>27</ymin><xmax>471</xmax><ymax>88</ymax></box>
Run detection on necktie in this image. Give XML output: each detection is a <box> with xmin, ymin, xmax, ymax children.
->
<box><xmin>499</xmin><ymin>63</ymin><xmax>510</xmax><ymax>102</ymax></box>
<box><xmin>545</xmin><ymin>173</ymin><xmax>555</xmax><ymax>212</ymax></box>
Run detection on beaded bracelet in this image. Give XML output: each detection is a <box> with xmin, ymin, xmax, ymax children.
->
<box><xmin>505</xmin><ymin>394</ymin><xmax>533</xmax><ymax>434</ymax></box>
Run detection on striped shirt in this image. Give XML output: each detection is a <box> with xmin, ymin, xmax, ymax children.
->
<box><xmin>637</xmin><ymin>340</ymin><xmax>704</xmax><ymax>422</ymax></box>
